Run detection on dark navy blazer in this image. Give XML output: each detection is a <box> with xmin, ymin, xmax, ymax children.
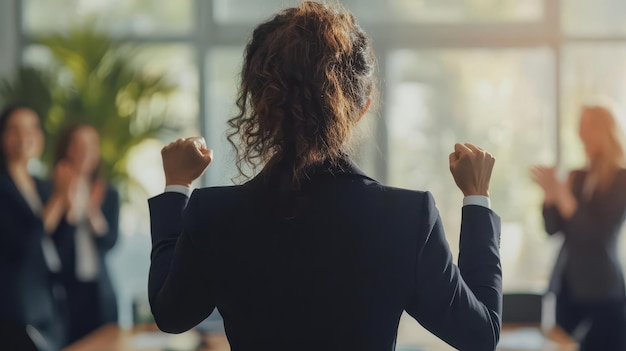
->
<box><xmin>148</xmin><ymin>159</ymin><xmax>502</xmax><ymax>351</ymax></box>
<box><xmin>0</xmin><ymin>172</ymin><xmax>63</xmax><ymax>350</ymax></box>
<box><xmin>52</xmin><ymin>185</ymin><xmax>120</xmax><ymax>324</ymax></box>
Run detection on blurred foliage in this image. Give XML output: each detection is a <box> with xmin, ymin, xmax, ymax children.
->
<box><xmin>0</xmin><ymin>29</ymin><xmax>178</xmax><ymax>196</ymax></box>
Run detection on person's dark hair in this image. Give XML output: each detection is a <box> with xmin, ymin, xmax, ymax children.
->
<box><xmin>0</xmin><ymin>103</ymin><xmax>40</xmax><ymax>172</ymax></box>
<box><xmin>54</xmin><ymin>123</ymin><xmax>102</xmax><ymax>183</ymax></box>
<box><xmin>227</xmin><ymin>1</ymin><xmax>376</xmax><ymax>185</ymax></box>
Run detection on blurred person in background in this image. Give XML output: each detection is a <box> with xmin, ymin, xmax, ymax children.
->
<box><xmin>531</xmin><ymin>105</ymin><xmax>626</xmax><ymax>351</ymax></box>
<box><xmin>148</xmin><ymin>2</ymin><xmax>502</xmax><ymax>350</ymax></box>
<box><xmin>52</xmin><ymin>123</ymin><xmax>119</xmax><ymax>343</ymax></box>
<box><xmin>0</xmin><ymin>104</ymin><xmax>72</xmax><ymax>351</ymax></box>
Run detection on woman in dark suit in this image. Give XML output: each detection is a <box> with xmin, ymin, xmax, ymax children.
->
<box><xmin>532</xmin><ymin>105</ymin><xmax>626</xmax><ymax>351</ymax></box>
<box><xmin>0</xmin><ymin>104</ymin><xmax>73</xmax><ymax>350</ymax></box>
<box><xmin>52</xmin><ymin>124</ymin><xmax>119</xmax><ymax>343</ymax></box>
<box><xmin>149</xmin><ymin>2</ymin><xmax>502</xmax><ymax>350</ymax></box>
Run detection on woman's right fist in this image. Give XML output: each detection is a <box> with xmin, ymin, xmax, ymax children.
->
<box><xmin>161</xmin><ymin>137</ymin><xmax>213</xmax><ymax>187</ymax></box>
<box><xmin>449</xmin><ymin>143</ymin><xmax>495</xmax><ymax>197</ymax></box>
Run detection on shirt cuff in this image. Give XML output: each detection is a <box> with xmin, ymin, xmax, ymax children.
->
<box><xmin>164</xmin><ymin>185</ymin><xmax>192</xmax><ymax>198</ymax></box>
<box><xmin>463</xmin><ymin>195</ymin><xmax>491</xmax><ymax>209</ymax></box>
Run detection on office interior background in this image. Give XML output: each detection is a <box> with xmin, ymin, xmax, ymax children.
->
<box><xmin>1</xmin><ymin>0</ymin><xmax>625</xmax><ymax>336</ymax></box>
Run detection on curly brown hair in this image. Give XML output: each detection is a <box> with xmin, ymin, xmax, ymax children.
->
<box><xmin>227</xmin><ymin>1</ymin><xmax>376</xmax><ymax>185</ymax></box>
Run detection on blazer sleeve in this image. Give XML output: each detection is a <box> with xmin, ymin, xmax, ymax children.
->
<box><xmin>148</xmin><ymin>190</ymin><xmax>216</xmax><ymax>334</ymax></box>
<box><xmin>542</xmin><ymin>205</ymin><xmax>564</xmax><ymax>235</ymax></box>
<box><xmin>405</xmin><ymin>192</ymin><xmax>502</xmax><ymax>351</ymax></box>
<box><xmin>95</xmin><ymin>186</ymin><xmax>120</xmax><ymax>252</ymax></box>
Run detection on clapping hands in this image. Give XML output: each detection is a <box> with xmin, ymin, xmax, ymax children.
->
<box><xmin>530</xmin><ymin>166</ymin><xmax>577</xmax><ymax>218</ymax></box>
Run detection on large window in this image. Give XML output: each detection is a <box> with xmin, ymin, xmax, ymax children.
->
<box><xmin>23</xmin><ymin>0</ymin><xmax>194</xmax><ymax>35</ymax></box>
<box><xmin>16</xmin><ymin>0</ymin><xmax>626</xmax><ymax>348</ymax></box>
<box><xmin>386</xmin><ymin>48</ymin><xmax>557</xmax><ymax>290</ymax></box>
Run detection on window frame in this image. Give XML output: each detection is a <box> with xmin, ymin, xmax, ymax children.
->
<box><xmin>13</xmin><ymin>0</ymin><xmax>572</xmax><ymax>184</ymax></box>
<box><xmin>15</xmin><ymin>0</ymin><xmax>626</xmax><ymax>187</ymax></box>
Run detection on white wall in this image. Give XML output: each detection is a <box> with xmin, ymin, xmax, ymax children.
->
<box><xmin>0</xmin><ymin>0</ymin><xmax>18</xmax><ymax>81</ymax></box>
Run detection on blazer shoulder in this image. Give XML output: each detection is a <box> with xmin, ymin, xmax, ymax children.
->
<box><xmin>370</xmin><ymin>184</ymin><xmax>439</xmax><ymax>226</ymax></box>
<box><xmin>184</xmin><ymin>185</ymin><xmax>243</xmax><ymax>223</ymax></box>
<box><xmin>367</xmin><ymin>181</ymin><xmax>426</xmax><ymax>196</ymax></box>
<box><xmin>189</xmin><ymin>185</ymin><xmax>242</xmax><ymax>206</ymax></box>
<box><xmin>375</xmin><ymin>184</ymin><xmax>434</xmax><ymax>207</ymax></box>
<box><xmin>180</xmin><ymin>185</ymin><xmax>244</xmax><ymax>246</ymax></box>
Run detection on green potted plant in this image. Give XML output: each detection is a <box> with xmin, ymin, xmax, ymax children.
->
<box><xmin>0</xmin><ymin>29</ymin><xmax>180</xmax><ymax>198</ymax></box>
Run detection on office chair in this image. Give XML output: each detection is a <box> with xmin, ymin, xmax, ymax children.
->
<box><xmin>502</xmin><ymin>292</ymin><xmax>556</xmax><ymax>328</ymax></box>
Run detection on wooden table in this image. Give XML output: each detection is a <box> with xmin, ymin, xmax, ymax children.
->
<box><xmin>62</xmin><ymin>324</ymin><xmax>229</xmax><ymax>351</ymax></box>
<box><xmin>63</xmin><ymin>323</ymin><xmax>577</xmax><ymax>351</ymax></box>
<box><xmin>395</xmin><ymin>313</ymin><xmax>578</xmax><ymax>351</ymax></box>
<box><xmin>497</xmin><ymin>323</ymin><xmax>578</xmax><ymax>351</ymax></box>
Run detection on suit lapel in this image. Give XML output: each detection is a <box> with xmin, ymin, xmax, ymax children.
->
<box><xmin>0</xmin><ymin>172</ymin><xmax>48</xmax><ymax>216</ymax></box>
<box><xmin>0</xmin><ymin>172</ymin><xmax>33</xmax><ymax>215</ymax></box>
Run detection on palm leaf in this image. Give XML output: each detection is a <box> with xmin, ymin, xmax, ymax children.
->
<box><xmin>2</xmin><ymin>28</ymin><xmax>182</xmax><ymax>202</ymax></box>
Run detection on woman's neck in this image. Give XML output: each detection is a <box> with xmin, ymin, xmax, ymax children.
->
<box><xmin>76</xmin><ymin>166</ymin><xmax>95</xmax><ymax>182</ymax></box>
<box><xmin>590</xmin><ymin>154</ymin><xmax>619</xmax><ymax>170</ymax></box>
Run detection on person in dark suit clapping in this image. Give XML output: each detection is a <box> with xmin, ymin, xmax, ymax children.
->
<box><xmin>0</xmin><ymin>104</ymin><xmax>73</xmax><ymax>351</ymax></box>
<box><xmin>52</xmin><ymin>124</ymin><xmax>119</xmax><ymax>343</ymax></box>
<box><xmin>532</xmin><ymin>105</ymin><xmax>626</xmax><ymax>351</ymax></box>
<box><xmin>148</xmin><ymin>2</ymin><xmax>502</xmax><ymax>350</ymax></box>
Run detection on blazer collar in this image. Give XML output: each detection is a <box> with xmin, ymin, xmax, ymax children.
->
<box><xmin>0</xmin><ymin>171</ymin><xmax>49</xmax><ymax>215</ymax></box>
<box><xmin>248</xmin><ymin>156</ymin><xmax>377</xmax><ymax>189</ymax></box>
<box><xmin>309</xmin><ymin>157</ymin><xmax>375</xmax><ymax>182</ymax></box>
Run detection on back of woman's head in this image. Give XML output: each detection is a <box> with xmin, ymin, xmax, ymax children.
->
<box><xmin>228</xmin><ymin>1</ymin><xmax>376</xmax><ymax>185</ymax></box>
<box><xmin>0</xmin><ymin>104</ymin><xmax>39</xmax><ymax>172</ymax></box>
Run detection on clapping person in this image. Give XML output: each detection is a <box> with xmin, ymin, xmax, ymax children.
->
<box><xmin>531</xmin><ymin>105</ymin><xmax>626</xmax><ymax>351</ymax></box>
<box><xmin>52</xmin><ymin>124</ymin><xmax>119</xmax><ymax>343</ymax></box>
<box><xmin>0</xmin><ymin>104</ymin><xmax>70</xmax><ymax>351</ymax></box>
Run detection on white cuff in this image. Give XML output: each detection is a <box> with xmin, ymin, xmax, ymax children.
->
<box><xmin>165</xmin><ymin>185</ymin><xmax>192</xmax><ymax>197</ymax></box>
<box><xmin>463</xmin><ymin>195</ymin><xmax>491</xmax><ymax>209</ymax></box>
